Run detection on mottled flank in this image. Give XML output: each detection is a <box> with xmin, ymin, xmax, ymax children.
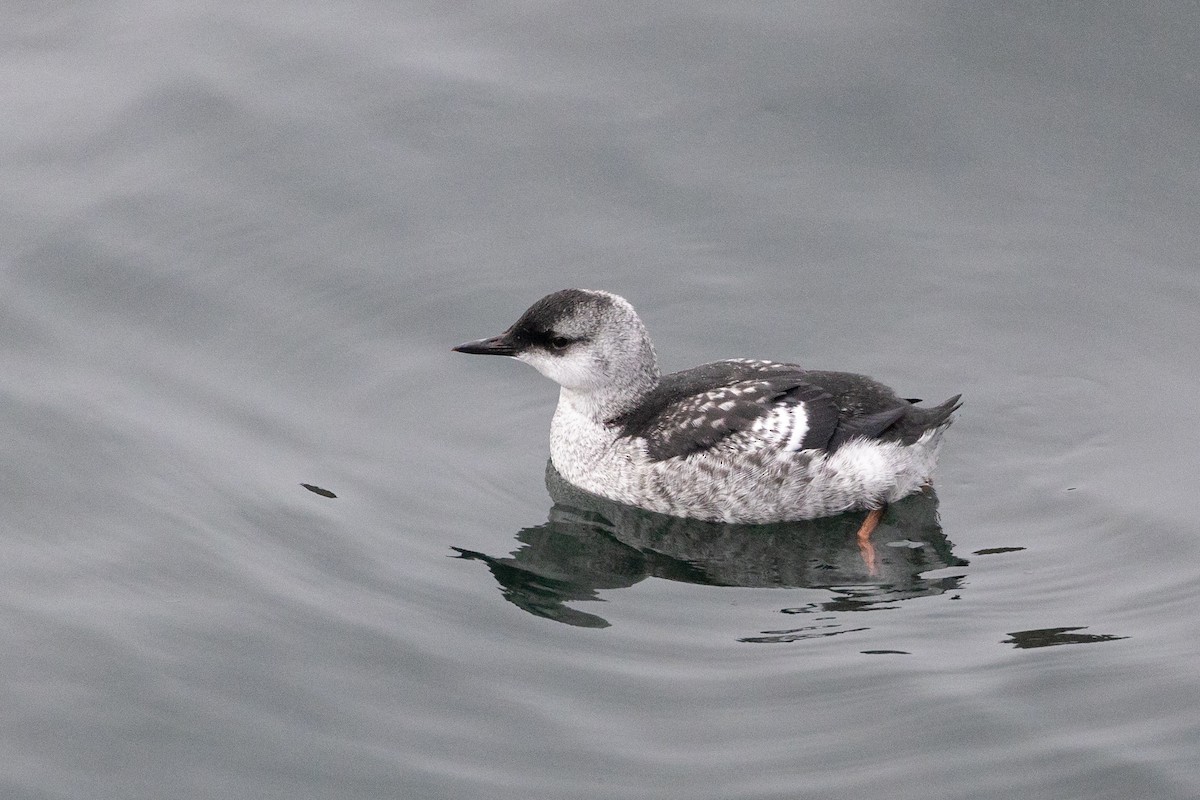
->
<box><xmin>455</xmin><ymin>289</ymin><xmax>961</xmax><ymax>523</ymax></box>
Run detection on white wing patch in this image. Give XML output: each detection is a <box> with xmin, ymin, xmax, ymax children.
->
<box><xmin>749</xmin><ymin>401</ymin><xmax>811</xmax><ymax>454</ymax></box>
<box><xmin>782</xmin><ymin>403</ymin><xmax>811</xmax><ymax>451</ymax></box>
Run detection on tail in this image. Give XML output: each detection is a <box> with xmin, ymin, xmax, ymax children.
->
<box><xmin>893</xmin><ymin>394</ymin><xmax>962</xmax><ymax>444</ymax></box>
<box><xmin>922</xmin><ymin>394</ymin><xmax>963</xmax><ymax>427</ymax></box>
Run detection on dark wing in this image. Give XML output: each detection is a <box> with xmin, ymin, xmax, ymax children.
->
<box><xmin>613</xmin><ymin>362</ymin><xmax>961</xmax><ymax>463</ymax></box>
<box><xmin>802</xmin><ymin>370</ymin><xmax>962</xmax><ymax>446</ymax></box>
<box><xmin>634</xmin><ymin>378</ymin><xmax>840</xmax><ymax>461</ymax></box>
<box><xmin>826</xmin><ymin>405</ymin><xmax>910</xmax><ymax>450</ymax></box>
<box><xmin>611</xmin><ymin>361</ymin><xmax>840</xmax><ymax>461</ymax></box>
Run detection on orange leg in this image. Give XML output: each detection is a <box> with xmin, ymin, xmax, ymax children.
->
<box><xmin>856</xmin><ymin>506</ymin><xmax>884</xmax><ymax>577</ymax></box>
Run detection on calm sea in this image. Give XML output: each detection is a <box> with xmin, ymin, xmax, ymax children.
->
<box><xmin>3</xmin><ymin>3</ymin><xmax>1198</xmax><ymax>798</ymax></box>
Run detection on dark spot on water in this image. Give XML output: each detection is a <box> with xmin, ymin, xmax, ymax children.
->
<box><xmin>973</xmin><ymin>546</ymin><xmax>1026</xmax><ymax>555</ymax></box>
<box><xmin>781</xmin><ymin>605</ymin><xmax>821</xmax><ymax>615</ymax></box>
<box><xmin>301</xmin><ymin>483</ymin><xmax>337</xmax><ymax>498</ymax></box>
<box><xmin>1003</xmin><ymin>627</ymin><xmax>1128</xmax><ymax>649</ymax></box>
<box><xmin>739</xmin><ymin>626</ymin><xmax>869</xmax><ymax>644</ymax></box>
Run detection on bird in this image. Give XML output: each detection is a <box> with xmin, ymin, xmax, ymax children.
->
<box><xmin>453</xmin><ymin>289</ymin><xmax>960</xmax><ymax>531</ymax></box>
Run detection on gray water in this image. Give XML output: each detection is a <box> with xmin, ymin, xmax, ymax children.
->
<box><xmin>4</xmin><ymin>3</ymin><xmax>1199</xmax><ymax>799</ymax></box>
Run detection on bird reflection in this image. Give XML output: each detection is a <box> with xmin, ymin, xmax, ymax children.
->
<box><xmin>453</xmin><ymin>463</ymin><xmax>967</xmax><ymax>630</ymax></box>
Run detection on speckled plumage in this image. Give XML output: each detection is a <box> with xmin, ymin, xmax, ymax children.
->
<box><xmin>454</xmin><ymin>289</ymin><xmax>961</xmax><ymax>524</ymax></box>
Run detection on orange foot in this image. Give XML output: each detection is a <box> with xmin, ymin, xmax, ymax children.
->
<box><xmin>856</xmin><ymin>506</ymin><xmax>884</xmax><ymax>577</ymax></box>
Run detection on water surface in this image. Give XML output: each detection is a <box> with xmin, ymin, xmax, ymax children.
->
<box><xmin>3</xmin><ymin>3</ymin><xmax>1198</xmax><ymax>799</ymax></box>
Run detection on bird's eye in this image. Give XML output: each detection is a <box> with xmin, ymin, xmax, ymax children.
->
<box><xmin>549</xmin><ymin>336</ymin><xmax>572</xmax><ymax>350</ymax></box>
